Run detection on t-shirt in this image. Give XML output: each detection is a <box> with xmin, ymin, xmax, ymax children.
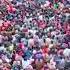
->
<box><xmin>22</xmin><ymin>59</ymin><xmax>31</xmax><ymax>69</ymax></box>
<box><xmin>54</xmin><ymin>3</ymin><xmax>59</xmax><ymax>9</ymax></box>
<box><xmin>34</xmin><ymin>52</ymin><xmax>43</xmax><ymax>60</ymax></box>
<box><xmin>0</xmin><ymin>35</ymin><xmax>3</xmax><ymax>43</ymax></box>
<box><xmin>28</xmin><ymin>39</ymin><xmax>34</xmax><ymax>47</ymax></box>
<box><xmin>63</xmin><ymin>48</ymin><xmax>70</xmax><ymax>57</ymax></box>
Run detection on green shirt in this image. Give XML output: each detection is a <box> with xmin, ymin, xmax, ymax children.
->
<box><xmin>54</xmin><ymin>3</ymin><xmax>59</xmax><ymax>9</ymax></box>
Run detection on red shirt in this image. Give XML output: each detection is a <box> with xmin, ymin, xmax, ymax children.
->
<box><xmin>22</xmin><ymin>28</ymin><xmax>28</xmax><ymax>33</ymax></box>
<box><xmin>7</xmin><ymin>5</ymin><xmax>16</xmax><ymax>12</ymax></box>
<box><xmin>38</xmin><ymin>20</ymin><xmax>46</xmax><ymax>29</ymax></box>
<box><xmin>18</xmin><ymin>50</ymin><xmax>23</xmax><ymax>56</ymax></box>
<box><xmin>18</xmin><ymin>43</ymin><xmax>25</xmax><ymax>49</ymax></box>
<box><xmin>54</xmin><ymin>0</ymin><xmax>58</xmax><ymax>3</ymax></box>
<box><xmin>1</xmin><ymin>21</ymin><xmax>11</xmax><ymax>31</ymax></box>
<box><xmin>42</xmin><ymin>47</ymin><xmax>48</xmax><ymax>54</ymax></box>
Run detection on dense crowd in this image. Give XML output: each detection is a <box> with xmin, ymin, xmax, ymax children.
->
<box><xmin>0</xmin><ymin>0</ymin><xmax>70</xmax><ymax>70</ymax></box>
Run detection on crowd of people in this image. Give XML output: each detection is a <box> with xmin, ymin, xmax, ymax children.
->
<box><xmin>0</xmin><ymin>0</ymin><xmax>70</xmax><ymax>70</ymax></box>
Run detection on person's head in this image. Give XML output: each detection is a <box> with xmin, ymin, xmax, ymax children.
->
<box><xmin>25</xmin><ymin>65</ymin><xmax>33</xmax><ymax>70</ymax></box>
<box><xmin>2</xmin><ymin>63</ymin><xmax>11</xmax><ymax>70</ymax></box>
<box><xmin>66</xmin><ymin>30</ymin><xmax>70</xmax><ymax>35</ymax></box>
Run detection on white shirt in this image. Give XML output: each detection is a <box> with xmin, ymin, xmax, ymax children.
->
<box><xmin>0</xmin><ymin>20</ymin><xmax>3</xmax><ymax>26</ymax></box>
<box><xmin>39</xmin><ymin>15</ymin><xmax>43</xmax><ymax>20</ymax></box>
<box><xmin>0</xmin><ymin>35</ymin><xmax>3</xmax><ymax>43</ymax></box>
<box><xmin>28</xmin><ymin>39</ymin><xmax>34</xmax><ymax>47</ymax></box>
<box><xmin>63</xmin><ymin>48</ymin><xmax>70</xmax><ymax>57</ymax></box>
<box><xmin>22</xmin><ymin>59</ymin><xmax>31</xmax><ymax>69</ymax></box>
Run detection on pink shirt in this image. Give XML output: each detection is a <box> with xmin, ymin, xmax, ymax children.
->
<box><xmin>19</xmin><ymin>43</ymin><xmax>25</xmax><ymax>49</ymax></box>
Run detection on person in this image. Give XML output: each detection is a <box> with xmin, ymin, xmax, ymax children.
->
<box><xmin>0</xmin><ymin>0</ymin><xmax>69</xmax><ymax>70</ymax></box>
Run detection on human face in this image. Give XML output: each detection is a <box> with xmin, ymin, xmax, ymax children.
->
<box><xmin>2</xmin><ymin>67</ymin><xmax>10</xmax><ymax>70</ymax></box>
